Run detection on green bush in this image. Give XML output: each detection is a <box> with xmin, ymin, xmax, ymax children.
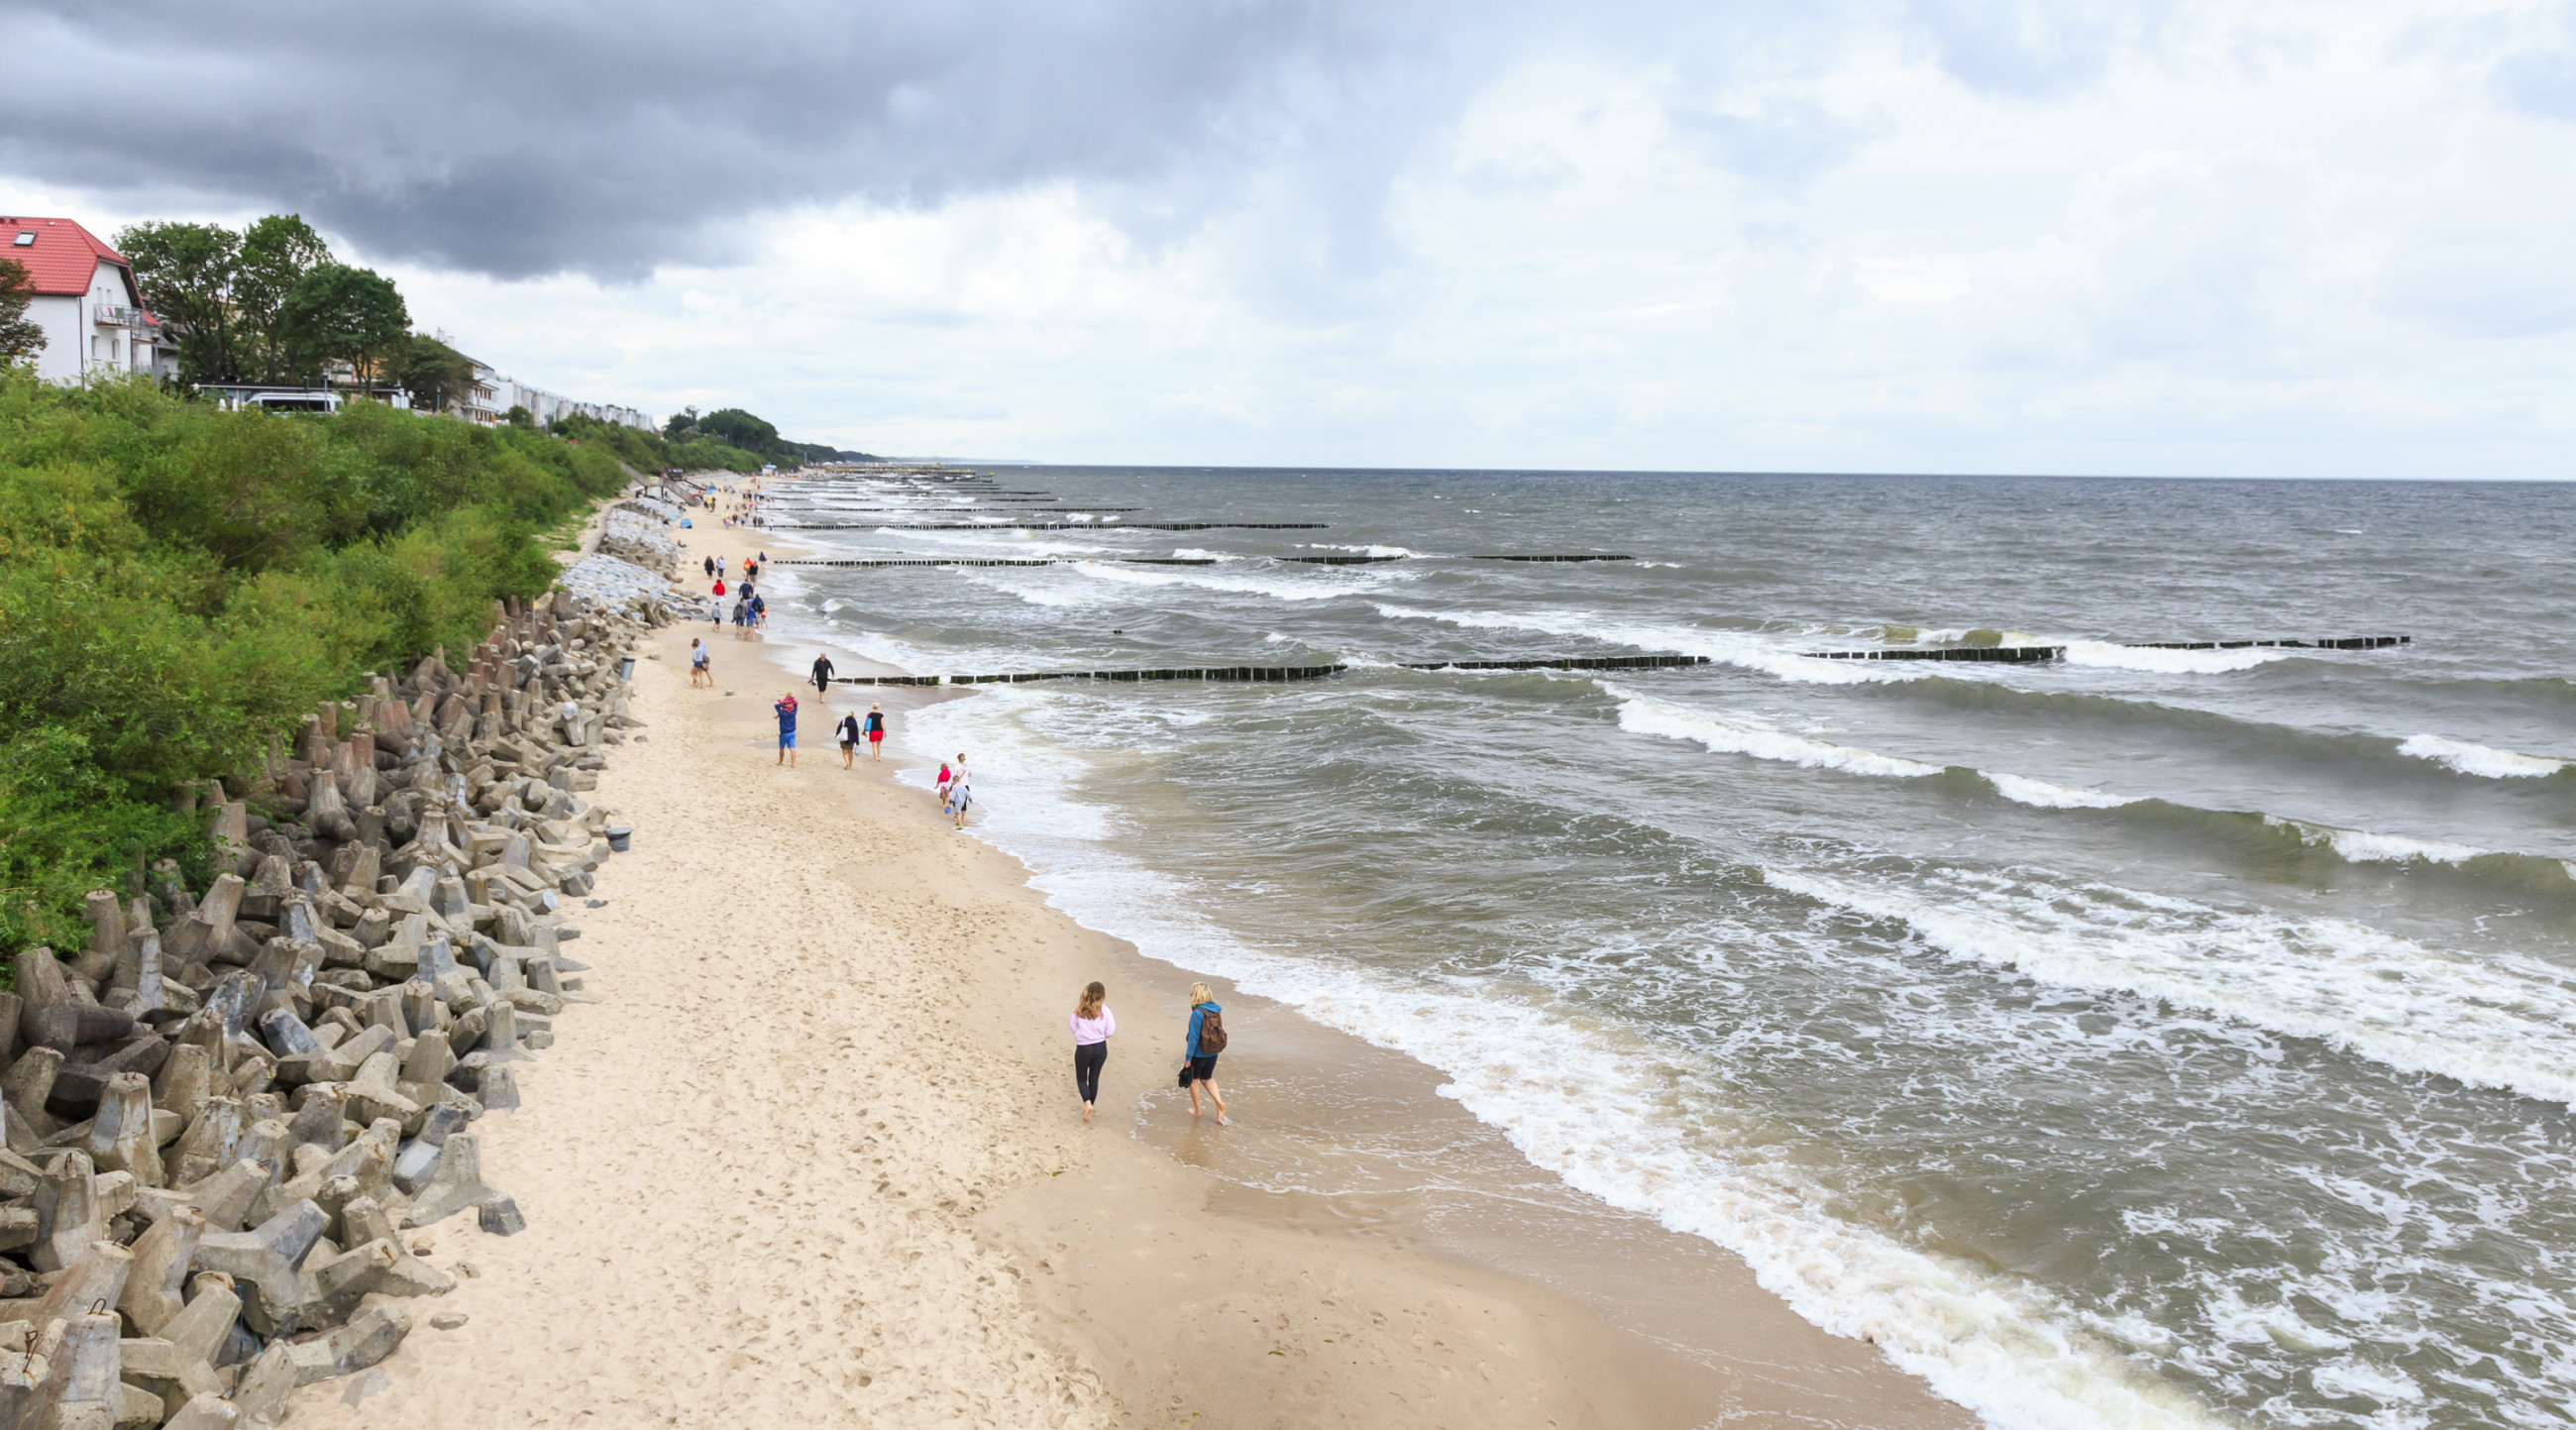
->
<box><xmin>0</xmin><ymin>369</ymin><xmax>632</xmax><ymax>964</ymax></box>
<box><xmin>0</xmin><ymin>726</ymin><xmax>205</xmax><ymax>954</ymax></box>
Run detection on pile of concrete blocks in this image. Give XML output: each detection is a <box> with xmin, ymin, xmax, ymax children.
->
<box><xmin>592</xmin><ymin>502</ymin><xmax>682</xmax><ymax>575</ymax></box>
<box><xmin>0</xmin><ymin>587</ymin><xmax>652</xmax><ymax>1426</ymax></box>
<box><xmin>559</xmin><ymin>552</ymin><xmax>698</xmax><ymax>619</ymax></box>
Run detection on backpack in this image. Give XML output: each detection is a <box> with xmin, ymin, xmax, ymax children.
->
<box><xmin>1197</xmin><ymin>1007</ymin><xmax>1228</xmax><ymax>1055</ymax></box>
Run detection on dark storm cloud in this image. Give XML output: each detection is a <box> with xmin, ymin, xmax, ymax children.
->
<box><xmin>0</xmin><ymin>1</ymin><xmax>2142</xmax><ymax>280</ymax></box>
<box><xmin>2</xmin><ymin>0</ymin><xmax>1501</xmax><ymax>277</ymax></box>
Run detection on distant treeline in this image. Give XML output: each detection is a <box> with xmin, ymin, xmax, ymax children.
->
<box><xmin>0</xmin><ymin>368</ymin><xmax>632</xmax><ymax>961</ymax></box>
<box><xmin>662</xmin><ymin>405</ymin><xmax>875</xmax><ymax>466</ymax></box>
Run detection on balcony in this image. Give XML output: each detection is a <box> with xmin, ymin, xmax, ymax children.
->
<box><xmin>91</xmin><ymin>304</ymin><xmax>147</xmax><ymax>328</ymax></box>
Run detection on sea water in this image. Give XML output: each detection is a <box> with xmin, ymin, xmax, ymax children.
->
<box><xmin>758</xmin><ymin>469</ymin><xmax>2576</xmax><ymax>1430</ymax></box>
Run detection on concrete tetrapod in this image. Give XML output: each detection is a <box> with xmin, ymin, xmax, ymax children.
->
<box><xmin>153</xmin><ymin>1157</ymin><xmax>271</xmax><ymax>1235</ymax></box>
<box><xmin>230</xmin><ymin>1340</ymin><xmax>296</xmax><ymax>1430</ymax></box>
<box><xmin>161</xmin><ymin>1390</ymin><xmax>241</xmax><ymax>1430</ymax></box>
<box><xmin>32</xmin><ymin>1307</ymin><xmax>122</xmax><ymax>1430</ymax></box>
<box><xmin>118</xmin><ymin>1203</ymin><xmax>203</xmax><ymax>1336</ymax></box>
<box><xmin>30</xmin><ymin>1152</ymin><xmax>102</xmax><ymax>1273</ymax></box>
<box><xmin>154</xmin><ymin>1045</ymin><xmax>214</xmax><ymax>1122</ymax></box>
<box><xmin>0</xmin><ymin>1240</ymin><xmax>131</xmax><ymax>1331</ymax></box>
<box><xmin>14</xmin><ymin>947</ymin><xmax>136</xmax><ymax>1053</ymax></box>
<box><xmin>302</xmin><ymin>1237</ymin><xmax>401</xmax><ymax>1325</ymax></box>
<box><xmin>192</xmin><ymin>1199</ymin><xmax>325</xmax><ymax>1336</ymax></box>
<box><xmin>284</xmin><ymin>1298</ymin><xmax>413</xmax><ymax>1387</ymax></box>
<box><xmin>122</xmin><ymin>1273</ymin><xmax>238</xmax><ymax>1416</ymax></box>
<box><xmin>3</xmin><ymin>1046</ymin><xmax>64</xmax><ymax>1140</ymax></box>
<box><xmin>87</xmin><ymin>1070</ymin><xmax>164</xmax><ymax>1188</ymax></box>
<box><xmin>344</xmin><ymin>1050</ymin><xmax>422</xmax><ymax>1132</ymax></box>
<box><xmin>400</xmin><ymin>1133</ymin><xmax>499</xmax><ymax>1227</ymax></box>
<box><xmin>167</xmin><ymin>1097</ymin><xmax>244</xmax><ymax>1189</ymax></box>
<box><xmin>54</xmin><ymin>1035</ymin><xmax>169</xmax><ymax>1110</ymax></box>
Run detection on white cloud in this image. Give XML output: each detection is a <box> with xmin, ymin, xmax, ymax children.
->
<box><xmin>5</xmin><ymin>0</ymin><xmax>2573</xmax><ymax>476</ymax></box>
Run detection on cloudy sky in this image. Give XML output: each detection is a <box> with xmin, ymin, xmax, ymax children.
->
<box><xmin>4</xmin><ymin>0</ymin><xmax>2573</xmax><ymax>476</ymax></box>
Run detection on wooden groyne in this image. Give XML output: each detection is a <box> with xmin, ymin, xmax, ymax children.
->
<box><xmin>779</xmin><ymin>521</ymin><xmax>1329</xmax><ymax>532</ymax></box>
<box><xmin>1805</xmin><ymin>636</ymin><xmax>2411</xmax><ymax>662</ymax></box>
<box><xmin>834</xmin><ymin>653</ymin><xmax>1713</xmax><ymax>687</ymax></box>
<box><xmin>2126</xmin><ymin>636</ymin><xmax>2409</xmax><ymax>650</ymax></box>
<box><xmin>1807</xmin><ymin>646</ymin><xmax>2065</xmax><ymax>663</ymax></box>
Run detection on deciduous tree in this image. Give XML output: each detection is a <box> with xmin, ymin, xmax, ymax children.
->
<box><xmin>394</xmin><ymin>332</ymin><xmax>478</xmax><ymax>413</ymax></box>
<box><xmin>115</xmin><ymin>221</ymin><xmax>243</xmax><ymax>384</ymax></box>
<box><xmin>278</xmin><ymin>264</ymin><xmax>409</xmax><ymax>385</ymax></box>
<box><xmin>234</xmin><ymin>214</ymin><xmax>332</xmax><ymax>383</ymax></box>
<box><xmin>0</xmin><ymin>259</ymin><xmax>43</xmax><ymax>363</ymax></box>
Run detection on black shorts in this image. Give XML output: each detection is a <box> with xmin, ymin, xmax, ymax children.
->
<box><xmin>1187</xmin><ymin>1053</ymin><xmax>1219</xmax><ymax>1082</ymax></box>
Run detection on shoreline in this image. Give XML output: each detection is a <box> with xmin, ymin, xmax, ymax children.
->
<box><xmin>733</xmin><ymin>495</ymin><xmax>1977</xmax><ymax>1423</ymax></box>
<box><xmin>288</xmin><ymin>480</ymin><xmax>1975</xmax><ymax>1427</ymax></box>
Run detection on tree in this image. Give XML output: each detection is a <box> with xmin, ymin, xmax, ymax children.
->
<box><xmin>0</xmin><ymin>259</ymin><xmax>43</xmax><ymax>364</ymax></box>
<box><xmin>277</xmin><ymin>264</ymin><xmax>409</xmax><ymax>385</ymax></box>
<box><xmin>115</xmin><ymin>221</ymin><xmax>244</xmax><ymax>384</ymax></box>
<box><xmin>504</xmin><ymin>404</ymin><xmax>533</xmax><ymax>428</ymax></box>
<box><xmin>233</xmin><ymin>215</ymin><xmax>332</xmax><ymax>384</ymax></box>
<box><xmin>393</xmin><ymin>333</ymin><xmax>478</xmax><ymax>413</ymax></box>
<box><xmin>697</xmin><ymin>406</ymin><xmax>781</xmax><ymax>453</ymax></box>
<box><xmin>663</xmin><ymin>406</ymin><xmax>699</xmax><ymax>441</ymax></box>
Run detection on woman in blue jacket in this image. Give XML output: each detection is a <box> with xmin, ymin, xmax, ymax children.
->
<box><xmin>1182</xmin><ymin>982</ymin><xmax>1231</xmax><ymax>1124</ymax></box>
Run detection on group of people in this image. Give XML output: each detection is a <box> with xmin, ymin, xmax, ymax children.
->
<box><xmin>703</xmin><ymin>553</ymin><xmax>769</xmax><ymax>635</ymax></box>
<box><xmin>1068</xmin><ymin>981</ymin><xmax>1230</xmax><ymax>1125</ymax></box>
<box><xmin>934</xmin><ymin>755</ymin><xmax>972</xmax><ymax>828</ymax></box>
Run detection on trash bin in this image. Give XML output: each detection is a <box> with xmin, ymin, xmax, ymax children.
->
<box><xmin>606</xmin><ymin>826</ymin><xmax>631</xmax><ymax>853</ymax></box>
<box><xmin>618</xmin><ymin>655</ymin><xmax>636</xmax><ymax>681</ymax></box>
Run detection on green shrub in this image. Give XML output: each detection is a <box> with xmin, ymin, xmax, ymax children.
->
<box><xmin>0</xmin><ymin>726</ymin><xmax>204</xmax><ymax>955</ymax></box>
<box><xmin>0</xmin><ymin>369</ymin><xmax>633</xmax><ymax>966</ymax></box>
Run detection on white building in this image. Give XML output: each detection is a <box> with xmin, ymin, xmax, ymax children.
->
<box><xmin>4</xmin><ymin>215</ymin><xmax>172</xmax><ymax>384</ymax></box>
<box><xmin>443</xmin><ymin>346</ymin><xmax>650</xmax><ymax>431</ymax></box>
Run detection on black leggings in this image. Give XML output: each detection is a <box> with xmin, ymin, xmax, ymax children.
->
<box><xmin>1074</xmin><ymin>1042</ymin><xmax>1108</xmax><ymax>1103</ymax></box>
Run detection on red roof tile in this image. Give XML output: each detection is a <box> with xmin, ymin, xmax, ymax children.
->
<box><xmin>1</xmin><ymin>216</ymin><xmax>138</xmax><ymax>301</ymax></box>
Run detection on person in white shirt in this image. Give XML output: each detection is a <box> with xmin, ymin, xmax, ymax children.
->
<box><xmin>1069</xmin><ymin>981</ymin><xmax>1116</xmax><ymax>1123</ymax></box>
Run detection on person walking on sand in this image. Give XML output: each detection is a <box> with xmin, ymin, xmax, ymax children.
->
<box><xmin>863</xmin><ymin>703</ymin><xmax>886</xmax><ymax>761</ymax></box>
<box><xmin>934</xmin><ymin>760</ymin><xmax>954</xmax><ymax>812</ymax></box>
<box><xmin>774</xmin><ymin>691</ymin><xmax>799</xmax><ymax>767</ymax></box>
<box><xmin>690</xmin><ymin>637</ymin><xmax>710</xmax><ymax>688</ymax></box>
<box><xmin>1071</xmin><ymin>981</ymin><xmax>1115</xmax><ymax>1123</ymax></box>
<box><xmin>811</xmin><ymin>651</ymin><xmax>835</xmax><ymax>696</ymax></box>
<box><xmin>1182</xmin><ymin>983</ymin><xmax>1230</xmax><ymax>1124</ymax></box>
<box><xmin>835</xmin><ymin>709</ymin><xmax>862</xmax><ymax>769</ymax></box>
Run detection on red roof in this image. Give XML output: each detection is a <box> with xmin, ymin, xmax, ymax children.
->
<box><xmin>1</xmin><ymin>216</ymin><xmax>138</xmax><ymax>301</ymax></box>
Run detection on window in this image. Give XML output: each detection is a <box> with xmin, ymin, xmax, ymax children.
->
<box><xmin>11</xmin><ymin>232</ymin><xmax>32</xmax><ymax>246</ymax></box>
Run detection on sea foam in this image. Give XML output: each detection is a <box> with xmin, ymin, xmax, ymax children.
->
<box><xmin>1373</xmin><ymin>604</ymin><xmax>1925</xmax><ymax>685</ymax></box>
<box><xmin>1763</xmin><ymin>867</ymin><xmax>2576</xmax><ymax>1108</ymax></box>
<box><xmin>2059</xmin><ymin>642</ymin><xmax>2294</xmax><ymax>675</ymax></box>
<box><xmin>2398</xmin><ymin>733</ymin><xmax>2569</xmax><ymax>779</ymax></box>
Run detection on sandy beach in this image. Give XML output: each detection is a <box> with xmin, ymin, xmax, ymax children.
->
<box><xmin>285</xmin><ymin>494</ymin><xmax>1975</xmax><ymax>1429</ymax></box>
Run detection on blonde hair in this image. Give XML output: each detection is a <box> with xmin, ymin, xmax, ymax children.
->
<box><xmin>1077</xmin><ymin>982</ymin><xmax>1106</xmax><ymax>1019</ymax></box>
<box><xmin>1188</xmin><ymin>982</ymin><xmax>1213</xmax><ymax>1006</ymax></box>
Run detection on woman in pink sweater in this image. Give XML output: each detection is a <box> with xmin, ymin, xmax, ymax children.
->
<box><xmin>1070</xmin><ymin>981</ymin><xmax>1116</xmax><ymax>1123</ymax></box>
